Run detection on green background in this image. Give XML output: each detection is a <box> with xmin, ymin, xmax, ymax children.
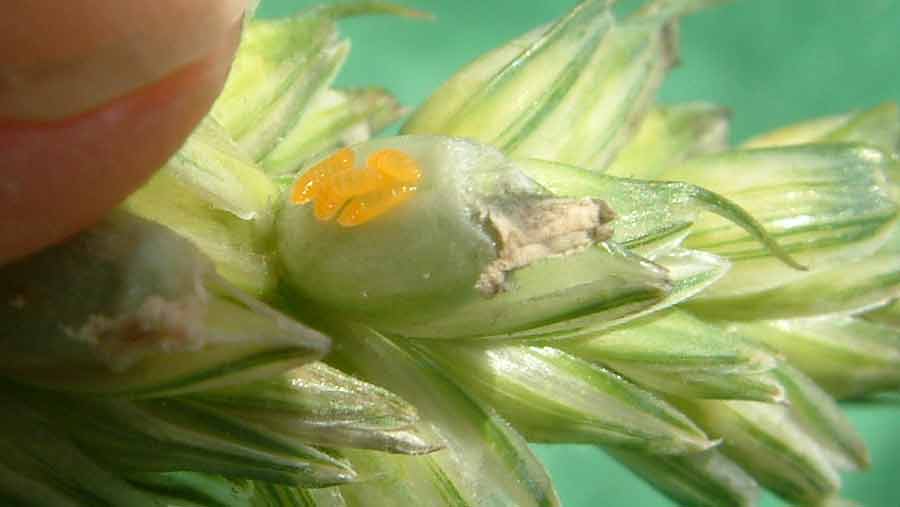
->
<box><xmin>258</xmin><ymin>1</ymin><xmax>900</xmax><ymax>505</ymax></box>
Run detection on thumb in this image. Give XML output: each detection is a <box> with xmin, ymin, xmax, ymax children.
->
<box><xmin>0</xmin><ymin>1</ymin><xmax>249</xmax><ymax>264</ymax></box>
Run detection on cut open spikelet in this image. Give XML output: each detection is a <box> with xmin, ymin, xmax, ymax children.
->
<box><xmin>277</xmin><ymin>135</ymin><xmax>806</xmax><ymax>343</ymax></box>
<box><xmin>0</xmin><ymin>211</ymin><xmax>327</xmax><ymax>397</ymax></box>
<box><xmin>277</xmin><ymin>135</ymin><xmax>669</xmax><ymax>340</ymax></box>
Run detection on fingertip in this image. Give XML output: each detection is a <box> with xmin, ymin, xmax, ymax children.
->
<box><xmin>0</xmin><ymin>23</ymin><xmax>242</xmax><ymax>265</ymax></box>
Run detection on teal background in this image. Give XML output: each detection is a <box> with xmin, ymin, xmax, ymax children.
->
<box><xmin>258</xmin><ymin>1</ymin><xmax>900</xmax><ymax>505</ymax></box>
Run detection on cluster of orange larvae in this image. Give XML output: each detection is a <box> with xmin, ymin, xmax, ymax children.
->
<box><xmin>290</xmin><ymin>147</ymin><xmax>423</xmax><ymax>227</ymax></box>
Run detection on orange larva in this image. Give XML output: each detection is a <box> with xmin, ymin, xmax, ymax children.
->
<box><xmin>291</xmin><ymin>147</ymin><xmax>355</xmax><ymax>205</ymax></box>
<box><xmin>292</xmin><ymin>147</ymin><xmax>422</xmax><ymax>226</ymax></box>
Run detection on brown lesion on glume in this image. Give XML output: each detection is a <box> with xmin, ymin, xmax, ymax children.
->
<box><xmin>476</xmin><ymin>196</ymin><xmax>616</xmax><ymax>296</ymax></box>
